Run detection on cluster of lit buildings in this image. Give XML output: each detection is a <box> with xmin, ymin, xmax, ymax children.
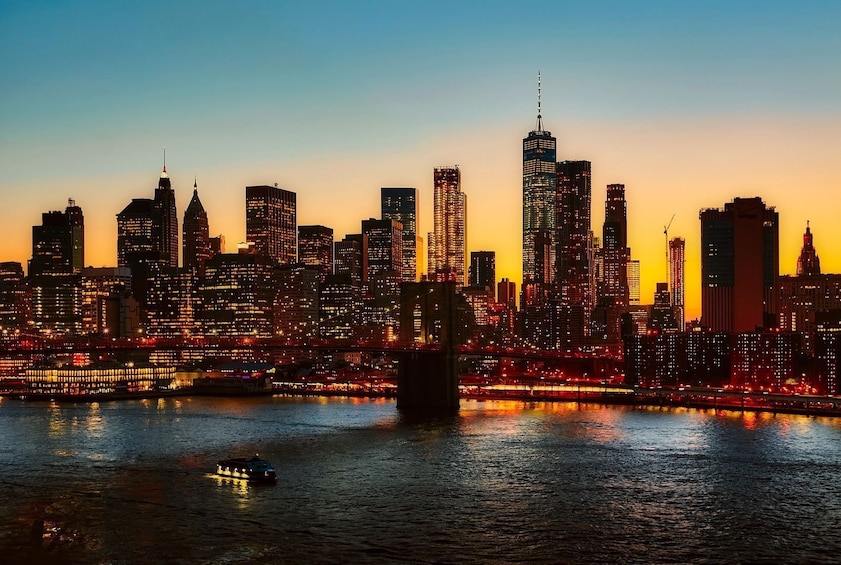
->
<box><xmin>1</xmin><ymin>76</ymin><xmax>840</xmax><ymax>395</ymax></box>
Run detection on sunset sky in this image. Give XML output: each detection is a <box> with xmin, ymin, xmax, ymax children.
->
<box><xmin>1</xmin><ymin>1</ymin><xmax>839</xmax><ymax>319</ymax></box>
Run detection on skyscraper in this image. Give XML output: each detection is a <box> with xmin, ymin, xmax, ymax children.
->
<box><xmin>29</xmin><ymin>200</ymin><xmax>84</xmax><ymax>335</ymax></box>
<box><xmin>595</xmin><ymin>184</ymin><xmax>630</xmax><ymax>341</ymax></box>
<box><xmin>335</xmin><ymin>234</ymin><xmax>367</xmax><ymax>288</ymax></box>
<box><xmin>298</xmin><ymin>225</ymin><xmax>334</xmax><ymax>281</ymax></box>
<box><xmin>555</xmin><ymin>160</ymin><xmax>592</xmax><ymax>310</ymax></box>
<box><xmin>154</xmin><ymin>163</ymin><xmax>179</xmax><ymax>268</ymax></box>
<box><xmin>430</xmin><ymin>166</ymin><xmax>466</xmax><ymax>286</ymax></box>
<box><xmin>522</xmin><ymin>73</ymin><xmax>557</xmax><ymax>293</ymax></box>
<box><xmin>669</xmin><ymin>237</ymin><xmax>686</xmax><ymax>331</ymax></box>
<box><xmin>700</xmin><ymin>197</ymin><xmax>779</xmax><ymax>332</ymax></box>
<box><xmin>183</xmin><ymin>178</ymin><xmax>212</xmax><ymax>272</ymax></box>
<box><xmin>361</xmin><ymin>219</ymin><xmax>402</xmax><ymax>281</ymax></box>
<box><xmin>381</xmin><ymin>187</ymin><xmax>418</xmax><ymax>282</ymax></box>
<box><xmin>246</xmin><ymin>185</ymin><xmax>297</xmax><ymax>265</ymax></box>
<box><xmin>0</xmin><ymin>262</ymin><xmax>29</xmax><ymax>333</ymax></box>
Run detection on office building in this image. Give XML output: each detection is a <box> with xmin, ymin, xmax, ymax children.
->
<box><xmin>29</xmin><ymin>200</ymin><xmax>84</xmax><ymax>335</ymax></box>
<box><xmin>335</xmin><ymin>234</ymin><xmax>367</xmax><ymax>288</ymax></box>
<box><xmin>80</xmin><ymin>267</ymin><xmax>134</xmax><ymax>336</ymax></box>
<box><xmin>245</xmin><ymin>185</ymin><xmax>296</xmax><ymax>265</ymax></box>
<box><xmin>0</xmin><ymin>262</ymin><xmax>29</xmax><ymax>334</ymax></box>
<box><xmin>627</xmin><ymin>260</ymin><xmax>640</xmax><ymax>306</ymax></box>
<box><xmin>298</xmin><ymin>225</ymin><xmax>334</xmax><ymax>281</ymax></box>
<box><xmin>555</xmin><ymin>160</ymin><xmax>592</xmax><ymax>311</ymax></box>
<box><xmin>145</xmin><ymin>268</ymin><xmax>198</xmax><ymax>338</ymax></box>
<box><xmin>275</xmin><ymin>264</ymin><xmax>320</xmax><ymax>340</ymax></box>
<box><xmin>700</xmin><ymin>197</ymin><xmax>779</xmax><ymax>332</ymax></box>
<box><xmin>362</xmin><ymin>219</ymin><xmax>402</xmax><ymax>281</ymax></box>
<box><xmin>469</xmin><ymin>251</ymin><xmax>496</xmax><ymax>294</ymax></box>
<box><xmin>154</xmin><ymin>163</ymin><xmax>179</xmax><ymax>267</ymax></box>
<box><xmin>381</xmin><ymin>187</ymin><xmax>418</xmax><ymax>282</ymax></box>
<box><xmin>198</xmin><ymin>254</ymin><xmax>275</xmax><ymax>337</ymax></box>
<box><xmin>596</xmin><ymin>184</ymin><xmax>630</xmax><ymax>341</ymax></box>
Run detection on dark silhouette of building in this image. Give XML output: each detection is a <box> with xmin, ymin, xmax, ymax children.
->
<box><xmin>796</xmin><ymin>221</ymin><xmax>821</xmax><ymax>276</ymax></box>
<box><xmin>700</xmin><ymin>197</ymin><xmax>779</xmax><ymax>332</ymax></box>
<box><xmin>29</xmin><ymin>199</ymin><xmax>84</xmax><ymax>335</ymax></box>
<box><xmin>381</xmin><ymin>187</ymin><xmax>418</xmax><ymax>282</ymax></box>
<box><xmin>183</xmin><ymin>178</ymin><xmax>212</xmax><ymax>273</ymax></box>
<box><xmin>649</xmin><ymin>282</ymin><xmax>678</xmax><ymax>332</ymax></box>
<box><xmin>298</xmin><ymin>225</ymin><xmax>333</xmax><ymax>281</ymax></box>
<box><xmin>246</xmin><ymin>185</ymin><xmax>296</xmax><ymax>265</ymax></box>
<box><xmin>555</xmin><ymin>160</ymin><xmax>592</xmax><ymax>306</ymax></box>
<box><xmin>469</xmin><ymin>251</ymin><xmax>495</xmax><ymax>294</ymax></box>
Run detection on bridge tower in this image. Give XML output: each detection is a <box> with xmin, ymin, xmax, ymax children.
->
<box><xmin>396</xmin><ymin>281</ymin><xmax>460</xmax><ymax>413</ymax></box>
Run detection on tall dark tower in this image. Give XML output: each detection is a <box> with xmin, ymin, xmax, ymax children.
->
<box><xmin>522</xmin><ymin>72</ymin><xmax>557</xmax><ymax>297</ymax></box>
<box><xmin>183</xmin><ymin>178</ymin><xmax>212</xmax><ymax>272</ymax></box>
<box><xmin>469</xmin><ymin>251</ymin><xmax>496</xmax><ymax>291</ymax></box>
<box><xmin>594</xmin><ymin>183</ymin><xmax>630</xmax><ymax>342</ymax></box>
<box><xmin>381</xmin><ymin>187</ymin><xmax>418</xmax><ymax>282</ymax></box>
<box><xmin>796</xmin><ymin>221</ymin><xmax>821</xmax><ymax>276</ymax></box>
<box><xmin>700</xmin><ymin>197</ymin><xmax>779</xmax><ymax>332</ymax></box>
<box><xmin>246</xmin><ymin>185</ymin><xmax>297</xmax><ymax>264</ymax></box>
<box><xmin>154</xmin><ymin>157</ymin><xmax>178</xmax><ymax>267</ymax></box>
<box><xmin>556</xmin><ymin>161</ymin><xmax>592</xmax><ymax>305</ymax></box>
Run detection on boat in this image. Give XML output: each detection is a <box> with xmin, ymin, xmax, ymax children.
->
<box><xmin>215</xmin><ymin>455</ymin><xmax>277</xmax><ymax>482</ymax></box>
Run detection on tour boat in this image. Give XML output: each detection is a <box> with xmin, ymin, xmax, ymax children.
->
<box><xmin>215</xmin><ymin>455</ymin><xmax>277</xmax><ymax>482</ymax></box>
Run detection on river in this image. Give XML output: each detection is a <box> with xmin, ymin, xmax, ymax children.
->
<box><xmin>1</xmin><ymin>396</ymin><xmax>840</xmax><ymax>563</ymax></box>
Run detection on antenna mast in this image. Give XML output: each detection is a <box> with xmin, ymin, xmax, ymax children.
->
<box><xmin>536</xmin><ymin>71</ymin><xmax>544</xmax><ymax>132</ymax></box>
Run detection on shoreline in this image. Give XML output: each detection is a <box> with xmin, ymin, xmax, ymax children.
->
<box><xmin>3</xmin><ymin>387</ymin><xmax>841</xmax><ymax>418</ymax></box>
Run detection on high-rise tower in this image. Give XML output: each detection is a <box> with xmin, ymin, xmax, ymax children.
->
<box><xmin>669</xmin><ymin>237</ymin><xmax>686</xmax><ymax>331</ymax></box>
<box><xmin>245</xmin><ymin>185</ymin><xmax>297</xmax><ymax>265</ymax></box>
<box><xmin>555</xmin><ymin>160</ymin><xmax>592</xmax><ymax>309</ymax></box>
<box><xmin>700</xmin><ymin>197</ymin><xmax>779</xmax><ymax>332</ymax></box>
<box><xmin>522</xmin><ymin>72</ymin><xmax>557</xmax><ymax>296</ymax></box>
<box><xmin>602</xmin><ymin>184</ymin><xmax>630</xmax><ymax>307</ymax></box>
<box><xmin>29</xmin><ymin>200</ymin><xmax>84</xmax><ymax>335</ymax></box>
<box><xmin>430</xmin><ymin>167</ymin><xmax>466</xmax><ymax>286</ymax></box>
<box><xmin>183</xmin><ymin>178</ymin><xmax>212</xmax><ymax>272</ymax></box>
<box><xmin>381</xmin><ymin>188</ymin><xmax>418</xmax><ymax>282</ymax></box>
<box><xmin>298</xmin><ymin>225</ymin><xmax>334</xmax><ymax>281</ymax></box>
<box><xmin>154</xmin><ymin>159</ymin><xmax>178</xmax><ymax>268</ymax></box>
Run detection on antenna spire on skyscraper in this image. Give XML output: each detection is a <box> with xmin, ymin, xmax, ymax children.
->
<box><xmin>536</xmin><ymin>71</ymin><xmax>544</xmax><ymax>132</ymax></box>
<box><xmin>163</xmin><ymin>147</ymin><xmax>167</xmax><ymax>173</ymax></box>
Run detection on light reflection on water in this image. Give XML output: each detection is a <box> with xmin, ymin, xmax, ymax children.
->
<box><xmin>1</xmin><ymin>396</ymin><xmax>840</xmax><ymax>564</ymax></box>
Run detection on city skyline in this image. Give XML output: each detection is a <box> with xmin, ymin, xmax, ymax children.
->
<box><xmin>2</xmin><ymin>2</ymin><xmax>841</xmax><ymax>319</ymax></box>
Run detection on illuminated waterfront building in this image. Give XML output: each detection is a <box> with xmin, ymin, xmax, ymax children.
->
<box><xmin>335</xmin><ymin>234</ymin><xmax>366</xmax><ymax>288</ymax></box>
<box><xmin>669</xmin><ymin>237</ymin><xmax>686</xmax><ymax>331</ymax></box>
<box><xmin>700</xmin><ymin>197</ymin><xmax>779</xmax><ymax>332</ymax></box>
<box><xmin>0</xmin><ymin>262</ymin><xmax>29</xmax><ymax>334</ymax></box>
<box><xmin>298</xmin><ymin>225</ymin><xmax>333</xmax><ymax>281</ymax></box>
<box><xmin>430</xmin><ymin>167</ymin><xmax>466</xmax><ymax>286</ymax></box>
<box><xmin>816</xmin><ymin>311</ymin><xmax>841</xmax><ymax>394</ymax></box>
<box><xmin>23</xmin><ymin>363</ymin><xmax>176</xmax><ymax>396</ymax></box>
<box><xmin>522</xmin><ymin>73</ymin><xmax>557</xmax><ymax>295</ymax></box>
<box><xmin>275</xmin><ymin>264</ymin><xmax>320</xmax><ymax>340</ymax></box>
<box><xmin>245</xmin><ymin>185</ymin><xmax>297</xmax><ymax>265</ymax></box>
<box><xmin>183</xmin><ymin>178</ymin><xmax>212</xmax><ymax>273</ymax></box>
<box><xmin>198</xmin><ymin>254</ymin><xmax>275</xmax><ymax>337</ymax></box>
<box><xmin>381</xmin><ymin>187</ymin><xmax>419</xmax><ymax>282</ymax></box>
<box><xmin>29</xmin><ymin>200</ymin><xmax>84</xmax><ymax>335</ymax></box>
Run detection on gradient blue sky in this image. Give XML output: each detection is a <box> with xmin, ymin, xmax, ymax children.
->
<box><xmin>2</xmin><ymin>1</ymin><xmax>840</xmax><ymax>317</ymax></box>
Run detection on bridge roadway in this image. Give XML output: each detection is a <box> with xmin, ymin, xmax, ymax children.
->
<box><xmin>1</xmin><ymin>337</ymin><xmax>620</xmax><ymax>364</ymax></box>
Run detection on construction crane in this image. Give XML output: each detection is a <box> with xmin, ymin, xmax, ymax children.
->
<box><xmin>663</xmin><ymin>214</ymin><xmax>675</xmax><ymax>261</ymax></box>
